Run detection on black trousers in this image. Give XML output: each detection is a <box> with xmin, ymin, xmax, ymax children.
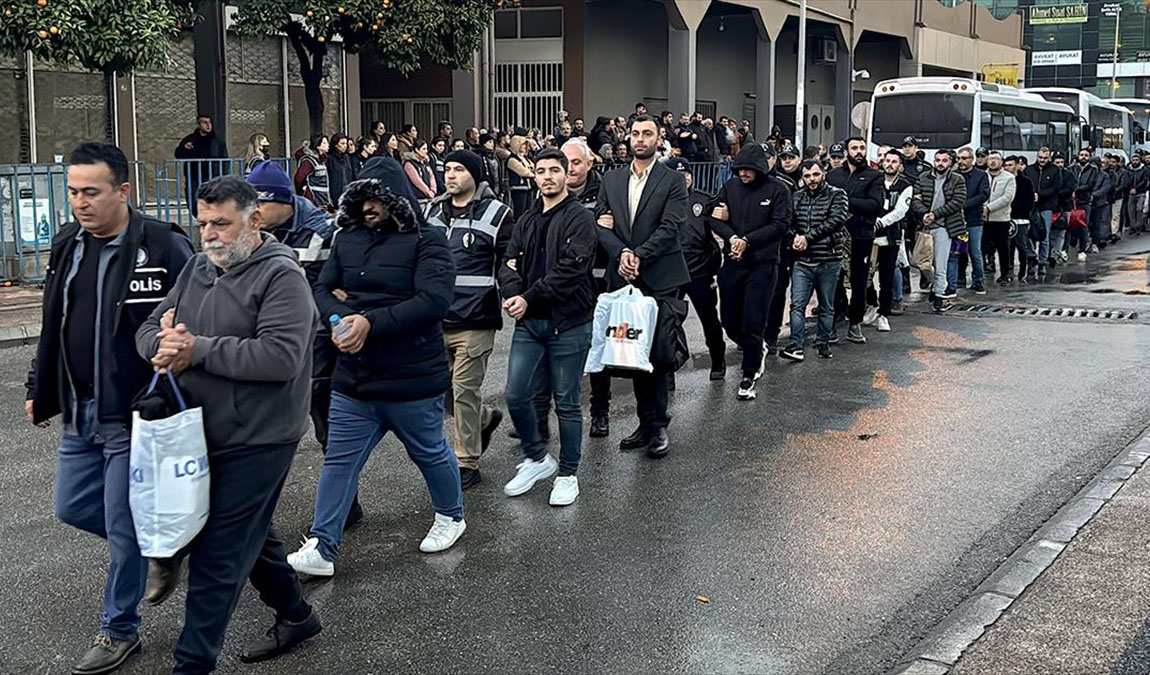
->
<box><xmin>719</xmin><ymin>261</ymin><xmax>778</xmax><ymax>378</ymax></box>
<box><xmin>684</xmin><ymin>274</ymin><xmax>726</xmax><ymax>360</ymax></box>
<box><xmin>172</xmin><ymin>443</ymin><xmax>310</xmax><ymax>675</ymax></box>
<box><xmin>588</xmin><ymin>372</ymin><xmax>611</xmax><ymax>417</ymax></box>
<box><xmin>986</xmin><ymin>221</ymin><xmax>1013</xmax><ymax>277</ymax></box>
<box><xmin>875</xmin><ymin>244</ymin><xmax>898</xmax><ymax>317</ymax></box>
<box><xmin>764</xmin><ymin>257</ymin><xmax>793</xmax><ymax>346</ymax></box>
<box><xmin>847</xmin><ymin>237</ymin><xmax>873</xmax><ymax>325</ymax></box>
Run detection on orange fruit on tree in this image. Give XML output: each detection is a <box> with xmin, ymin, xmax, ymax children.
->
<box><xmin>36</xmin><ymin>0</ymin><xmax>46</xmax><ymax>7</ymax></box>
<box><xmin>305</xmin><ymin>10</ymin><xmax>313</xmax><ymax>17</ymax></box>
<box><xmin>48</xmin><ymin>25</ymin><xmax>57</xmax><ymax>34</ymax></box>
<box><xmin>37</xmin><ymin>29</ymin><xmax>47</xmax><ymax>38</ymax></box>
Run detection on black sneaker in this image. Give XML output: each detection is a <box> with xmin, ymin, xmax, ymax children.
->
<box><xmin>942</xmin><ymin>286</ymin><xmax>957</xmax><ymax>299</ymax></box>
<box><xmin>779</xmin><ymin>345</ymin><xmax>804</xmax><ymax>362</ymax></box>
<box><xmin>589</xmin><ymin>412</ymin><xmax>609</xmax><ymax>438</ymax></box>
<box><xmin>765</xmin><ymin>342</ymin><xmax>778</xmax><ymax>356</ymax></box>
<box><xmin>736</xmin><ymin>378</ymin><xmax>757</xmax><ymax>401</ymax></box>
<box><xmin>971</xmin><ymin>282</ymin><xmax>987</xmax><ymax>295</ymax></box>
<box><xmin>828</xmin><ymin>331</ymin><xmax>841</xmax><ymax>345</ymax></box>
<box><xmin>932</xmin><ymin>297</ymin><xmax>948</xmax><ymax>313</ymax></box>
<box><xmin>709</xmin><ymin>359</ymin><xmax>726</xmax><ymax>381</ymax></box>
<box><xmin>957</xmin><ymin>279</ymin><xmax>967</xmax><ymax>289</ymax></box>
<box><xmin>919</xmin><ymin>275</ymin><xmax>932</xmax><ymax>290</ymax></box>
<box><xmin>846</xmin><ymin>324</ymin><xmax>866</xmax><ymax>344</ymax></box>
<box><xmin>72</xmin><ymin>635</ymin><xmax>141</xmax><ymax>675</ymax></box>
<box><xmin>240</xmin><ymin>611</ymin><xmax>323</xmax><ymax>664</ymax></box>
<box><xmin>459</xmin><ymin>467</ymin><xmax>481</xmax><ymax>491</ymax></box>
<box><xmin>619</xmin><ymin>426</ymin><xmax>650</xmax><ymax>450</ymax></box>
<box><xmin>997</xmin><ymin>276</ymin><xmax>1012</xmax><ymax>286</ymax></box>
<box><xmin>890</xmin><ymin>301</ymin><xmax>905</xmax><ymax>316</ymax></box>
<box><xmin>817</xmin><ymin>344</ymin><xmax>833</xmax><ymax>359</ymax></box>
<box><xmin>480</xmin><ymin>409</ymin><xmax>503</xmax><ymax>454</ymax></box>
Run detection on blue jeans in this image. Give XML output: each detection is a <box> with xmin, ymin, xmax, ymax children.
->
<box><xmin>948</xmin><ymin>224</ymin><xmax>983</xmax><ymax>287</ymax></box>
<box><xmin>789</xmin><ymin>261</ymin><xmax>839</xmax><ymax>348</ymax></box>
<box><xmin>309</xmin><ymin>392</ymin><xmax>463</xmax><ymax>561</ymax></box>
<box><xmin>505</xmin><ymin>318</ymin><xmax>592</xmax><ymax>477</ymax></box>
<box><xmin>1037</xmin><ymin>210</ymin><xmax>1053</xmax><ymax>262</ymax></box>
<box><xmin>56</xmin><ymin>397</ymin><xmax>146</xmax><ymax>640</ymax></box>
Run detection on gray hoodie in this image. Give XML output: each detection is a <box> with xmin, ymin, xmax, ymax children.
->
<box><xmin>136</xmin><ymin>233</ymin><xmax>317</xmax><ymax>453</ymax></box>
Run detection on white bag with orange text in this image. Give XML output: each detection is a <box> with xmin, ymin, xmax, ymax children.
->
<box><xmin>584</xmin><ymin>285</ymin><xmax>658</xmax><ymax>374</ymax></box>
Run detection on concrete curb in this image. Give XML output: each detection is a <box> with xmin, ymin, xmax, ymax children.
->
<box><xmin>889</xmin><ymin>429</ymin><xmax>1150</xmax><ymax>674</ymax></box>
<box><xmin>0</xmin><ymin>323</ymin><xmax>41</xmax><ymax>348</ymax></box>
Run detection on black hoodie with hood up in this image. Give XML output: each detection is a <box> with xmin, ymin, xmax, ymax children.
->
<box><xmin>707</xmin><ymin>144</ymin><xmax>793</xmax><ymax>266</ymax></box>
<box><xmin>314</xmin><ymin>157</ymin><xmax>456</xmax><ymax>402</ymax></box>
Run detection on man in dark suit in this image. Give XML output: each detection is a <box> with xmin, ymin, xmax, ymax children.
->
<box><xmin>594</xmin><ymin>115</ymin><xmax>690</xmax><ymax>459</ymax></box>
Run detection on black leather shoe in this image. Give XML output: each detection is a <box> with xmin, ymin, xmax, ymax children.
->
<box><xmin>72</xmin><ymin>634</ymin><xmax>141</xmax><ymax>675</ymax></box>
<box><xmin>343</xmin><ymin>495</ymin><xmax>364</xmax><ymax>530</ymax></box>
<box><xmin>480</xmin><ymin>409</ymin><xmax>503</xmax><ymax>454</ymax></box>
<box><xmin>619</xmin><ymin>426</ymin><xmax>650</xmax><ymax>450</ymax></box>
<box><xmin>645</xmin><ymin>428</ymin><xmax>670</xmax><ymax>458</ymax></box>
<box><xmin>144</xmin><ymin>556</ymin><xmax>182</xmax><ymax>606</ymax></box>
<box><xmin>239</xmin><ymin>611</ymin><xmax>322</xmax><ymax>664</ymax></box>
<box><xmin>589</xmin><ymin>413</ymin><xmax>609</xmax><ymax>438</ymax></box>
<box><xmin>709</xmin><ymin>360</ymin><xmax>726</xmax><ymax>380</ymax></box>
<box><xmin>459</xmin><ymin>467</ymin><xmax>481</xmax><ymax>490</ymax></box>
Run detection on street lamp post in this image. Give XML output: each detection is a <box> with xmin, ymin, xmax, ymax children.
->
<box><xmin>795</xmin><ymin>0</ymin><xmax>807</xmax><ymax>148</ymax></box>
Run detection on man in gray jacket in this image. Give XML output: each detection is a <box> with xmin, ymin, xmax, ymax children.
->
<box><xmin>136</xmin><ymin>176</ymin><xmax>321</xmax><ymax>674</ymax></box>
<box><xmin>910</xmin><ymin>150</ymin><xmax>967</xmax><ymax>313</ymax></box>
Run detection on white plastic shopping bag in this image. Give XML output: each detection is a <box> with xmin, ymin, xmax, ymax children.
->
<box><xmin>129</xmin><ymin>371</ymin><xmax>210</xmax><ymax>558</ymax></box>
<box><xmin>584</xmin><ymin>285</ymin><xmax>659</xmax><ymax>374</ymax></box>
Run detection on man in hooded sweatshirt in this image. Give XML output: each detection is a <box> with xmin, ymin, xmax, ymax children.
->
<box><xmin>136</xmin><ymin>176</ymin><xmax>321</xmax><ymax>673</ymax></box>
<box><xmin>708</xmin><ymin>142</ymin><xmax>793</xmax><ymax>401</ymax></box>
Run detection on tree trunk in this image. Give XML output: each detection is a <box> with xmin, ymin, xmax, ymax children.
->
<box><xmin>287</xmin><ymin>24</ymin><xmax>328</xmax><ymax>142</ymax></box>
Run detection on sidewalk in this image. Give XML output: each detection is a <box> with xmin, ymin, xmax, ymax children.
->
<box><xmin>938</xmin><ymin>434</ymin><xmax>1150</xmax><ymax>674</ymax></box>
<box><xmin>0</xmin><ymin>284</ymin><xmax>42</xmax><ymax>347</ymax></box>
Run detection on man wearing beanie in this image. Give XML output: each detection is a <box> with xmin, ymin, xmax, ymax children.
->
<box><xmin>426</xmin><ymin>150</ymin><xmax>514</xmax><ymax>489</ymax></box>
<box><xmin>245</xmin><ymin>163</ymin><xmax>366</xmax><ymax>526</ymax></box>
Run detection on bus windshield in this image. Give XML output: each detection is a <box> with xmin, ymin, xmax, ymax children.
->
<box><xmin>1034</xmin><ymin>91</ymin><xmax>1079</xmax><ymax>112</ymax></box>
<box><xmin>871</xmin><ymin>93</ymin><xmax>974</xmax><ymax>148</ymax></box>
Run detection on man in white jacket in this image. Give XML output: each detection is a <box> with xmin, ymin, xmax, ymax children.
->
<box><xmin>982</xmin><ymin>151</ymin><xmax>1018</xmax><ymax>285</ymax></box>
<box><xmin>864</xmin><ymin>150</ymin><xmax>914</xmax><ymax>332</ymax></box>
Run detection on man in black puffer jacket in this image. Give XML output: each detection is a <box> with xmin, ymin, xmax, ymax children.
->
<box><xmin>780</xmin><ymin>160</ymin><xmax>849</xmax><ymax>361</ymax></box>
<box><xmin>287</xmin><ymin>157</ymin><xmax>467</xmax><ymax>581</ymax></box>
<box><xmin>708</xmin><ymin>143</ymin><xmax>793</xmax><ymax>401</ymax></box>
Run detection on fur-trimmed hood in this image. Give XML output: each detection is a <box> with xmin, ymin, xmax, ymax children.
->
<box><xmin>337</xmin><ymin>156</ymin><xmax>425</xmax><ymax>232</ymax></box>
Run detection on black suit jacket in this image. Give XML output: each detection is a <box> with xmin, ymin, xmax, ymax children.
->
<box><xmin>594</xmin><ymin>160</ymin><xmax>691</xmax><ymax>294</ymax></box>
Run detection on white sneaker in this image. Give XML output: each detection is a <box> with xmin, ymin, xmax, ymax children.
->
<box><xmin>419</xmin><ymin>513</ymin><xmax>466</xmax><ymax>553</ymax></box>
<box><xmin>1059</xmin><ymin>251</ymin><xmax>1068</xmax><ymax>263</ymax></box>
<box><xmin>1077</xmin><ymin>251</ymin><xmax>1087</xmax><ymax>262</ymax></box>
<box><xmin>876</xmin><ymin>316</ymin><xmax>891</xmax><ymax>332</ymax></box>
<box><xmin>287</xmin><ymin>537</ymin><xmax>334</xmax><ymax>577</ymax></box>
<box><xmin>549</xmin><ymin>476</ymin><xmax>579</xmax><ymax>506</ymax></box>
<box><xmin>503</xmin><ymin>454</ymin><xmax>558</xmax><ymax>497</ymax></box>
<box><xmin>862</xmin><ymin>306</ymin><xmax>879</xmax><ymax>326</ymax></box>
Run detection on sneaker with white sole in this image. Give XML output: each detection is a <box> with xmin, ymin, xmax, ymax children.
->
<box><xmin>503</xmin><ymin>454</ymin><xmax>559</xmax><ymax>497</ymax></box>
<box><xmin>737</xmin><ymin>377</ymin><xmax>757</xmax><ymax>401</ymax></box>
<box><xmin>1077</xmin><ymin>251</ymin><xmax>1087</xmax><ymax>262</ymax></box>
<box><xmin>287</xmin><ymin>537</ymin><xmax>334</xmax><ymax>577</ymax></box>
<box><xmin>876</xmin><ymin>316</ymin><xmax>890</xmax><ymax>332</ymax></box>
<box><xmin>862</xmin><ymin>306</ymin><xmax>879</xmax><ymax>326</ymax></box>
<box><xmin>419</xmin><ymin>513</ymin><xmax>466</xmax><ymax>553</ymax></box>
<box><xmin>549</xmin><ymin>476</ymin><xmax>579</xmax><ymax>506</ymax></box>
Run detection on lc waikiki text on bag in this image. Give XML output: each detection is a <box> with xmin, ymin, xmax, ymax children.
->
<box><xmin>585</xmin><ymin>285</ymin><xmax>659</xmax><ymax>374</ymax></box>
<box><xmin>129</xmin><ymin>371</ymin><xmax>210</xmax><ymax>559</ymax></box>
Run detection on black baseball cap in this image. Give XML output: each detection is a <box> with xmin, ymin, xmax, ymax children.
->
<box><xmin>902</xmin><ymin>136</ymin><xmax>918</xmax><ymax>147</ymax></box>
<box><xmin>829</xmin><ymin>142</ymin><xmax>845</xmax><ymax>157</ymax></box>
<box><xmin>778</xmin><ymin>144</ymin><xmax>800</xmax><ymax>158</ymax></box>
<box><xmin>975</xmin><ymin>147</ymin><xmax>989</xmax><ymax>157</ymax></box>
<box><xmin>665</xmin><ymin>157</ymin><xmax>691</xmax><ymax>173</ymax></box>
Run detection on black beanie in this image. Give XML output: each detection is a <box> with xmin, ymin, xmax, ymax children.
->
<box><xmin>444</xmin><ymin>150</ymin><xmax>484</xmax><ymax>186</ymax></box>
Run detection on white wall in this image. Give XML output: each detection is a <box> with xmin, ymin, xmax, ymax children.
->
<box><xmin>582</xmin><ymin>0</ymin><xmax>668</xmax><ymax>119</ymax></box>
<box><xmin>695</xmin><ymin>13</ymin><xmax>758</xmax><ymax>119</ymax></box>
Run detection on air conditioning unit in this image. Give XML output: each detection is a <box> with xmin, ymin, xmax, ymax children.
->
<box><xmin>815</xmin><ymin>39</ymin><xmax>837</xmax><ymax>65</ymax></box>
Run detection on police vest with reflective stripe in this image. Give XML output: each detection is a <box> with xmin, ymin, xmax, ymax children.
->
<box><xmin>426</xmin><ymin>196</ymin><xmax>511</xmax><ymax>327</ymax></box>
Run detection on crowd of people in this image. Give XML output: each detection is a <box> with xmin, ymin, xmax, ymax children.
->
<box><xmin>33</xmin><ymin>105</ymin><xmax>1150</xmax><ymax>675</ymax></box>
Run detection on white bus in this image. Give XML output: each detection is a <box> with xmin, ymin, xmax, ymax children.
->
<box><xmin>866</xmin><ymin>77</ymin><xmax>1078</xmax><ymax>165</ymax></box>
<box><xmin>1025</xmin><ymin>87</ymin><xmax>1134</xmax><ymax>160</ymax></box>
<box><xmin>1109</xmin><ymin>98</ymin><xmax>1149</xmax><ymax>155</ymax></box>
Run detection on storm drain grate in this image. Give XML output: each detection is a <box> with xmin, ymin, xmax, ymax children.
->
<box><xmin>948</xmin><ymin>303</ymin><xmax>1139</xmax><ymax>321</ymax></box>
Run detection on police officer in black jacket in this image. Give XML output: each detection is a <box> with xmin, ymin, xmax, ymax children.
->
<box><xmin>666</xmin><ymin>157</ymin><xmax>726</xmax><ymax>380</ymax></box>
<box><xmin>826</xmin><ymin>137</ymin><xmax>885</xmax><ymax>345</ymax></box>
<box><xmin>708</xmin><ymin>143</ymin><xmax>793</xmax><ymax>401</ymax></box>
<box><xmin>26</xmin><ymin>143</ymin><xmax>193</xmax><ymax>675</ymax></box>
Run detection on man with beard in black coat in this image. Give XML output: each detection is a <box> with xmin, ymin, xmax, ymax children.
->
<box><xmin>826</xmin><ymin>137</ymin><xmax>884</xmax><ymax>345</ymax></box>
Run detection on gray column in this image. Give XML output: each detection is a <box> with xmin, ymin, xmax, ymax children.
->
<box><xmin>756</xmin><ymin>34</ymin><xmax>775</xmax><ymax>140</ymax></box>
<box><xmin>193</xmin><ymin>0</ymin><xmax>228</xmax><ymax>143</ymax></box>
<box><xmin>668</xmin><ymin>24</ymin><xmax>697</xmax><ymax>116</ymax></box>
<box><xmin>835</xmin><ymin>41</ymin><xmax>853</xmax><ymax>141</ymax></box>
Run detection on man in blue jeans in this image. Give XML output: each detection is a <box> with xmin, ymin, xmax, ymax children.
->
<box><xmin>950</xmin><ymin>147</ymin><xmax>989</xmax><ymax>295</ymax></box>
<box><xmin>26</xmin><ymin>142</ymin><xmax>193</xmax><ymax>675</ymax></box>
<box><xmin>780</xmin><ymin>161</ymin><xmax>848</xmax><ymax>361</ymax></box>
<box><xmin>288</xmin><ymin>157</ymin><xmax>466</xmax><ymax>580</ymax></box>
<box><xmin>499</xmin><ymin>148</ymin><xmax>598</xmax><ymax>506</ymax></box>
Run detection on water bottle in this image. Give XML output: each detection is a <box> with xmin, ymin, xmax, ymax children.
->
<box><xmin>330</xmin><ymin>314</ymin><xmax>352</xmax><ymax>342</ymax></box>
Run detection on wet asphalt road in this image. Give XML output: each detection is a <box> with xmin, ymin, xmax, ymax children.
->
<box><xmin>3</xmin><ymin>237</ymin><xmax>1150</xmax><ymax>675</ymax></box>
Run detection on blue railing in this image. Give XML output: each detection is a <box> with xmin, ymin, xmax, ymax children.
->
<box><xmin>0</xmin><ymin>157</ymin><xmax>728</xmax><ymax>283</ymax></box>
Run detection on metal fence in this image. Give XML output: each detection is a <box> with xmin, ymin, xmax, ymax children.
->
<box><xmin>0</xmin><ymin>157</ymin><xmax>732</xmax><ymax>283</ymax></box>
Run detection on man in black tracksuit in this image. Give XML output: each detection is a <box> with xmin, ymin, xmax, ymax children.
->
<box><xmin>708</xmin><ymin>143</ymin><xmax>793</xmax><ymax>401</ymax></box>
<box><xmin>826</xmin><ymin>137</ymin><xmax>884</xmax><ymax>345</ymax></box>
<box><xmin>666</xmin><ymin>157</ymin><xmax>726</xmax><ymax>379</ymax></box>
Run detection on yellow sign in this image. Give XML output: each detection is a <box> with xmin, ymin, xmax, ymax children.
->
<box><xmin>982</xmin><ymin>63</ymin><xmax>1020</xmax><ymax>87</ymax></box>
